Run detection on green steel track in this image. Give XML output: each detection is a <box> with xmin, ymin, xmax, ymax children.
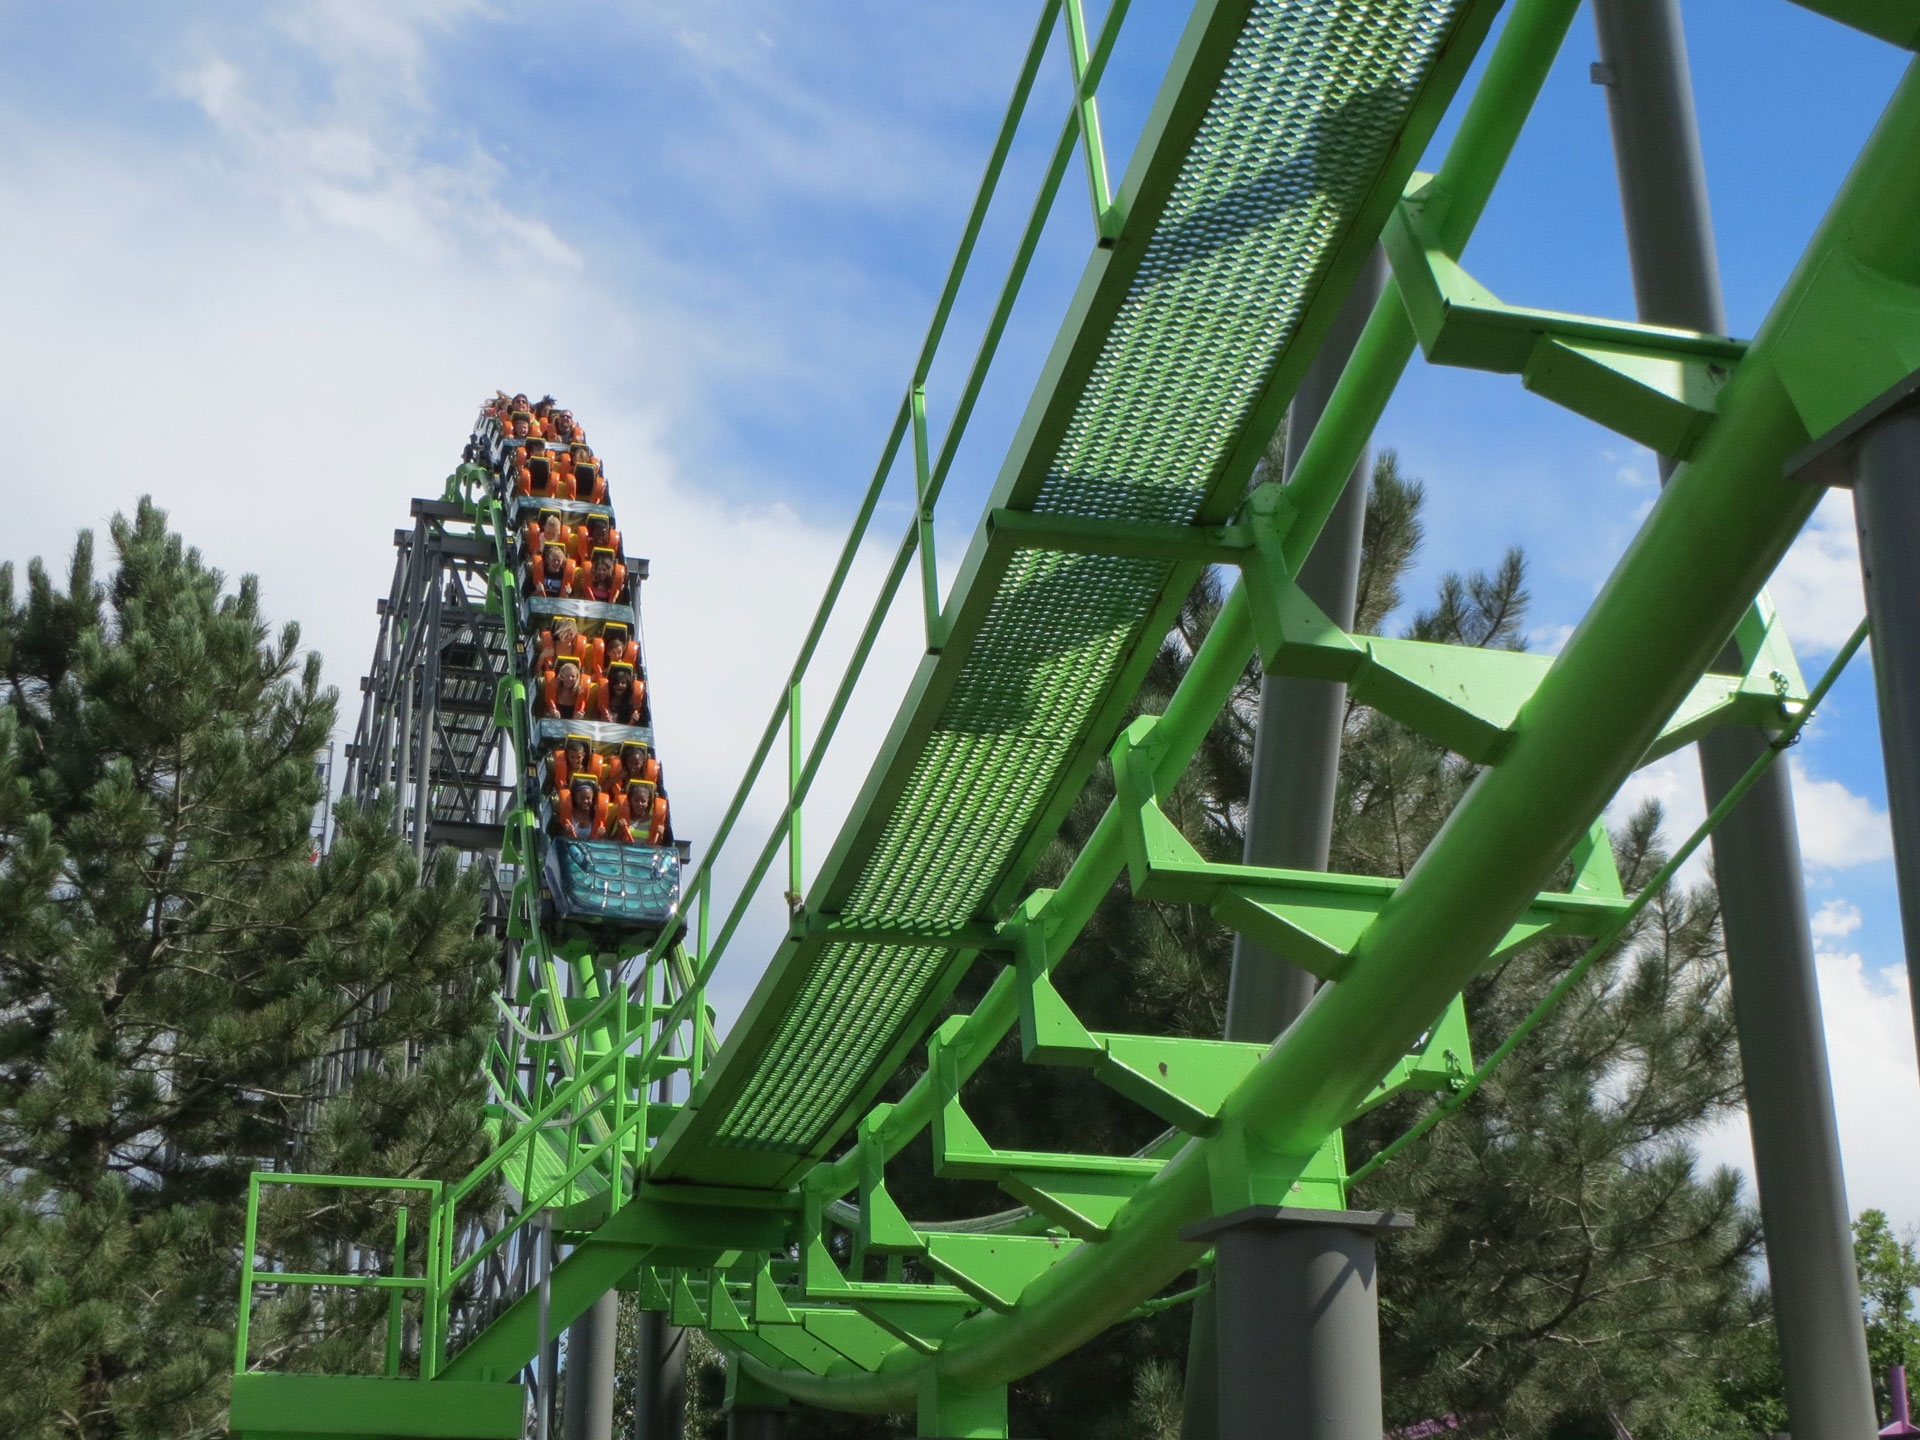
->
<box><xmin>230</xmin><ymin>0</ymin><xmax>1920</xmax><ymax>1434</ymax></box>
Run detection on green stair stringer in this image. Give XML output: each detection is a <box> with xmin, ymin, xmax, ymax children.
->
<box><xmin>439</xmin><ymin>1191</ymin><xmax>791</xmax><ymax>1383</ymax></box>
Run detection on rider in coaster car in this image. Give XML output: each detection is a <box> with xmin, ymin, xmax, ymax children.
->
<box><xmin>614</xmin><ymin>775</ymin><xmax>659</xmax><ymax>844</ymax></box>
<box><xmin>571</xmin><ymin>547</ymin><xmax>625</xmax><ymax>603</ymax></box>
<box><xmin>553</xmin><ymin>411</ymin><xmax>578</xmax><ymax>445</ymax></box>
<box><xmin>525</xmin><ymin>508</ymin><xmax>568</xmax><ymax>561</ymax></box>
<box><xmin>600</xmin><ymin>621</ymin><xmax>633</xmax><ymax>673</ymax></box>
<box><xmin>571</xmin><ymin>511</ymin><xmax>620</xmax><ymax>564</ymax></box>
<box><xmin>613</xmin><ymin>739</ymin><xmax>654</xmax><ymax>789</ymax></box>
<box><xmin>523</xmin><ymin>439</ymin><xmax>559</xmax><ymax>497</ymax></box>
<box><xmin>538</xmin><ymin>618</ymin><xmax>587</xmax><ymax>672</ymax></box>
<box><xmin>510</xmin><ymin>415</ymin><xmax>532</xmax><ymax>441</ymax></box>
<box><xmin>532</xmin><ymin>541</ymin><xmax>573</xmax><ymax>598</ymax></box>
<box><xmin>550</xmin><ymin>733</ymin><xmax>602</xmax><ymax>793</ymax></box>
<box><xmin>542</xmin><ymin>657</ymin><xmax>594</xmax><ymax>720</ymax></box>
<box><xmin>618</xmin><ymin>741</ymin><xmax>659</xmax><ymax>792</ymax></box>
<box><xmin>597</xmin><ymin>661</ymin><xmax>646</xmax><ymax>725</ymax></box>
<box><xmin>552</xmin><ymin>773</ymin><xmax>610</xmax><ymax>840</ymax></box>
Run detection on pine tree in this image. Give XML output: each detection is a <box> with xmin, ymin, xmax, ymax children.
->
<box><xmin>0</xmin><ymin>502</ymin><xmax>500</xmax><ymax>1440</ymax></box>
<box><xmin>1854</xmin><ymin>1210</ymin><xmax>1920</xmax><ymax>1416</ymax></box>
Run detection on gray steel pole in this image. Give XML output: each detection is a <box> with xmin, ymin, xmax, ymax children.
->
<box><xmin>725</xmin><ymin>1409</ymin><xmax>789</xmax><ymax>1440</ymax></box>
<box><xmin>1183</xmin><ymin>249</ymin><xmax>1386</xmax><ymax>1440</ymax></box>
<box><xmin>1592</xmin><ymin>6</ymin><xmax>1876</xmax><ymax>1440</ymax></box>
<box><xmin>633</xmin><ymin>1311</ymin><xmax>687</xmax><ymax>1440</ymax></box>
<box><xmin>563</xmin><ymin>1289</ymin><xmax>619</xmax><ymax>1440</ymax></box>
<box><xmin>1850</xmin><ymin>395</ymin><xmax>1920</xmax><ymax>1064</ymax></box>
<box><xmin>1183</xmin><ymin>1209</ymin><xmax>1411</xmax><ymax>1440</ymax></box>
<box><xmin>1225</xmin><ymin>246</ymin><xmax>1386</xmax><ymax>1042</ymax></box>
<box><xmin>414</xmin><ymin>574</ymin><xmax>440</xmax><ymax>862</ymax></box>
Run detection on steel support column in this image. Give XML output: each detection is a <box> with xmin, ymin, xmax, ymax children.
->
<box><xmin>1183</xmin><ymin>1209</ymin><xmax>1411</xmax><ymax>1440</ymax></box>
<box><xmin>633</xmin><ymin>1311</ymin><xmax>686</xmax><ymax>1440</ymax></box>
<box><xmin>1856</xmin><ymin>398</ymin><xmax>1920</xmax><ymax>1064</ymax></box>
<box><xmin>562</xmin><ymin>1290</ymin><xmax>618</xmax><ymax>1440</ymax></box>
<box><xmin>1790</xmin><ymin>371</ymin><xmax>1920</xmax><ymax>1082</ymax></box>
<box><xmin>1226</xmin><ymin>244</ymin><xmax>1387</xmax><ymax>1042</ymax></box>
<box><xmin>1184</xmin><ymin>249</ymin><xmax>1386</xmax><ymax>1440</ymax></box>
<box><xmin>1593</xmin><ymin>5</ymin><xmax>1876</xmax><ymax>1439</ymax></box>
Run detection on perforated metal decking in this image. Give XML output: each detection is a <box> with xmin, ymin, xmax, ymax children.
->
<box><xmin>652</xmin><ymin>0</ymin><xmax>1497</xmax><ymax>1186</ymax></box>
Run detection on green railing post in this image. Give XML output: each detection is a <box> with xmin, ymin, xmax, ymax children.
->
<box><xmin>386</xmin><ymin>1205</ymin><xmax>409</xmax><ymax>1378</ymax></box>
<box><xmin>911</xmin><ymin>385</ymin><xmax>946</xmax><ymax>652</ymax></box>
<box><xmin>1063</xmin><ymin>0</ymin><xmax>1121</xmax><ymax>239</ymax></box>
<box><xmin>611</xmin><ymin>965</ymin><xmax>629</xmax><ymax>1214</ymax></box>
<box><xmin>787</xmin><ymin>683</ymin><xmax>804</xmax><ymax>911</ymax></box>
<box><xmin>234</xmin><ymin>1172</ymin><xmax>260</xmax><ymax>1373</ymax></box>
<box><xmin>424</xmin><ymin>1180</ymin><xmax>445</xmax><ymax>1380</ymax></box>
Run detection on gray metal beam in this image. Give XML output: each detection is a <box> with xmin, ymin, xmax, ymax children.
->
<box><xmin>563</xmin><ymin>1290</ymin><xmax>618</xmax><ymax>1440</ymax></box>
<box><xmin>1852</xmin><ymin>400</ymin><xmax>1920</xmax><ymax>1063</ymax></box>
<box><xmin>1184</xmin><ymin>247</ymin><xmax>1385</xmax><ymax>1440</ymax></box>
<box><xmin>1183</xmin><ymin>1208</ymin><xmax>1411</xmax><ymax>1440</ymax></box>
<box><xmin>1592</xmin><ymin>6</ymin><xmax>1876</xmax><ymax>1439</ymax></box>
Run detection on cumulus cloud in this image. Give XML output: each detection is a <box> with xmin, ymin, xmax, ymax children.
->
<box><xmin>1789</xmin><ymin>756</ymin><xmax>1893</xmax><ymax>870</ymax></box>
<box><xmin>1769</xmin><ymin>488</ymin><xmax>1865</xmax><ymax>657</ymax></box>
<box><xmin>1694</xmin><ymin>950</ymin><xmax>1920</xmax><ymax>1235</ymax></box>
<box><xmin>1812</xmin><ymin>897</ymin><xmax>1864</xmax><ymax>940</ymax></box>
<box><xmin>1608</xmin><ymin>746</ymin><xmax>1712</xmax><ymax>885</ymax></box>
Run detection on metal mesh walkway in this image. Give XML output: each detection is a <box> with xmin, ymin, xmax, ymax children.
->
<box><xmin>656</xmin><ymin>0</ymin><xmax>1489</xmax><ymax>1182</ymax></box>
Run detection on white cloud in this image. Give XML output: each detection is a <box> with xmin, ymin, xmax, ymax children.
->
<box><xmin>161</xmin><ymin>13</ymin><xmax>581</xmax><ymax>270</ymax></box>
<box><xmin>0</xmin><ymin>1</ymin><xmax>972</xmax><ymax>1032</ymax></box>
<box><xmin>1604</xmin><ymin>748</ymin><xmax>1890</xmax><ymax>891</ymax></box>
<box><xmin>1608</xmin><ymin>746</ymin><xmax>1712</xmax><ymax>885</ymax></box>
<box><xmin>1789</xmin><ymin>757</ymin><xmax>1892</xmax><ymax>870</ymax></box>
<box><xmin>1694</xmin><ymin>951</ymin><xmax>1920</xmax><ymax>1236</ymax></box>
<box><xmin>1768</xmin><ymin>488</ymin><xmax>1864</xmax><ymax>657</ymax></box>
<box><xmin>1812</xmin><ymin>897</ymin><xmax>1864</xmax><ymax>940</ymax></box>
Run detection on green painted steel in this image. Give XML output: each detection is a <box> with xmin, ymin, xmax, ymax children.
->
<box><xmin>658</xmin><ymin>0</ymin><xmax>1505</xmax><ymax>1189</ymax></box>
<box><xmin>227</xmin><ymin>0</ymin><xmax>1920</xmax><ymax>1431</ymax></box>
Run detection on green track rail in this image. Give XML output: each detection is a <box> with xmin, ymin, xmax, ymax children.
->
<box><xmin>231</xmin><ymin>0</ymin><xmax>1920</xmax><ymax>1432</ymax></box>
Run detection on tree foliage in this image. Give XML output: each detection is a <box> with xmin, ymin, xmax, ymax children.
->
<box><xmin>0</xmin><ymin>503</ymin><xmax>498</xmax><ymax>1439</ymax></box>
<box><xmin>1856</xmin><ymin>1209</ymin><xmax>1920</xmax><ymax>1413</ymax></box>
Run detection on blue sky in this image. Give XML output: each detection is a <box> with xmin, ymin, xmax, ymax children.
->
<box><xmin>3</xmin><ymin>1</ymin><xmax>1916</xmax><ymax>1230</ymax></box>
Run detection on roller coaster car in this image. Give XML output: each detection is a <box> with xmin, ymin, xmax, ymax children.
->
<box><xmin>543</xmin><ymin>835</ymin><xmax>680</xmax><ymax>929</ymax></box>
